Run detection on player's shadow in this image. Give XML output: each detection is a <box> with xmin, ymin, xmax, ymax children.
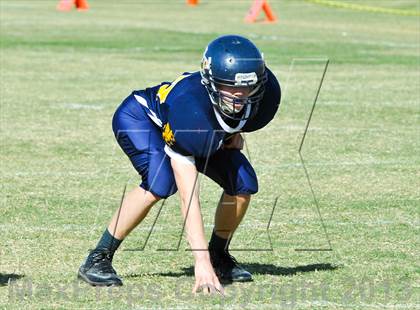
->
<box><xmin>0</xmin><ymin>273</ymin><xmax>24</xmax><ymax>286</ymax></box>
<box><xmin>125</xmin><ymin>263</ymin><xmax>338</xmax><ymax>283</ymax></box>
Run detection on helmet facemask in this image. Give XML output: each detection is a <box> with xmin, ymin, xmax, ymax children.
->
<box><xmin>207</xmin><ymin>81</ymin><xmax>266</xmax><ymax>121</ymax></box>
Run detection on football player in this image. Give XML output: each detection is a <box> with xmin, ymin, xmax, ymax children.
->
<box><xmin>78</xmin><ymin>35</ymin><xmax>281</xmax><ymax>294</ymax></box>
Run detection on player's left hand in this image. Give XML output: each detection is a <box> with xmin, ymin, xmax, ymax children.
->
<box><xmin>223</xmin><ymin>133</ymin><xmax>244</xmax><ymax>150</ymax></box>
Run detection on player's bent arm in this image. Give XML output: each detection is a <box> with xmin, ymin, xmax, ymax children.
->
<box><xmin>170</xmin><ymin>157</ymin><xmax>208</xmax><ymax>259</ymax></box>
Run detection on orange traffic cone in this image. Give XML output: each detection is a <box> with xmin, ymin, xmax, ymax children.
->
<box><xmin>187</xmin><ymin>0</ymin><xmax>199</xmax><ymax>6</ymax></box>
<box><xmin>245</xmin><ymin>0</ymin><xmax>277</xmax><ymax>23</ymax></box>
<box><xmin>57</xmin><ymin>0</ymin><xmax>89</xmax><ymax>11</ymax></box>
<box><xmin>75</xmin><ymin>0</ymin><xmax>89</xmax><ymax>10</ymax></box>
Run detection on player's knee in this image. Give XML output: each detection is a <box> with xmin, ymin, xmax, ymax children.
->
<box><xmin>234</xmin><ymin>193</ymin><xmax>252</xmax><ymax>206</ymax></box>
<box><xmin>225</xmin><ymin>170</ymin><xmax>258</xmax><ymax>195</ymax></box>
<box><xmin>239</xmin><ymin>177</ymin><xmax>258</xmax><ymax>195</ymax></box>
<box><xmin>144</xmin><ymin>190</ymin><xmax>162</xmax><ymax>204</ymax></box>
<box><xmin>144</xmin><ymin>153</ymin><xmax>178</xmax><ymax>199</ymax></box>
<box><xmin>144</xmin><ymin>183</ymin><xmax>177</xmax><ymax>200</ymax></box>
<box><xmin>237</xmin><ymin>163</ymin><xmax>258</xmax><ymax>194</ymax></box>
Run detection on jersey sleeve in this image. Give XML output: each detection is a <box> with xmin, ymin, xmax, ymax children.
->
<box><xmin>163</xmin><ymin>94</ymin><xmax>224</xmax><ymax>159</ymax></box>
<box><xmin>242</xmin><ymin>67</ymin><xmax>281</xmax><ymax>132</ymax></box>
<box><xmin>164</xmin><ymin>145</ymin><xmax>195</xmax><ymax>165</ymax></box>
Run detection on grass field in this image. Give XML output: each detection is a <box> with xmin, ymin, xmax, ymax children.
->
<box><xmin>1</xmin><ymin>0</ymin><xmax>419</xmax><ymax>309</ymax></box>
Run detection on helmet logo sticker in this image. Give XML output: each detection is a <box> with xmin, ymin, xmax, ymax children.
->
<box><xmin>234</xmin><ymin>72</ymin><xmax>258</xmax><ymax>86</ymax></box>
<box><xmin>202</xmin><ymin>56</ymin><xmax>212</xmax><ymax>74</ymax></box>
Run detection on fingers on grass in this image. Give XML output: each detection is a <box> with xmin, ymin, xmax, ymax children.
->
<box><xmin>193</xmin><ymin>282</ymin><xmax>224</xmax><ymax>296</ymax></box>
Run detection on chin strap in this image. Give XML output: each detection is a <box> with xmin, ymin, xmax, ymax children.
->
<box><xmin>213</xmin><ymin>105</ymin><xmax>251</xmax><ymax>133</ymax></box>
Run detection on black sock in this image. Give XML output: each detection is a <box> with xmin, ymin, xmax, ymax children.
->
<box><xmin>95</xmin><ymin>228</ymin><xmax>123</xmax><ymax>254</ymax></box>
<box><xmin>209</xmin><ymin>230</ymin><xmax>231</xmax><ymax>253</ymax></box>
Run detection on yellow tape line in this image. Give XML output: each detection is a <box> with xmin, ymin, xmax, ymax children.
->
<box><xmin>306</xmin><ymin>0</ymin><xmax>420</xmax><ymax>16</ymax></box>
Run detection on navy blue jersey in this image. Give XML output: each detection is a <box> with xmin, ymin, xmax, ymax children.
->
<box><xmin>134</xmin><ymin>68</ymin><xmax>281</xmax><ymax>158</ymax></box>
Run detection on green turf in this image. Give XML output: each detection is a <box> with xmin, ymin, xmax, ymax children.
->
<box><xmin>1</xmin><ymin>0</ymin><xmax>419</xmax><ymax>309</ymax></box>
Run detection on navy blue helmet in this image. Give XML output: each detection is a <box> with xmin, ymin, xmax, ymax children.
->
<box><xmin>200</xmin><ymin>35</ymin><xmax>268</xmax><ymax>121</ymax></box>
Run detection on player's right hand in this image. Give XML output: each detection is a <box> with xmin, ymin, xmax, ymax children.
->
<box><xmin>192</xmin><ymin>258</ymin><xmax>224</xmax><ymax>296</ymax></box>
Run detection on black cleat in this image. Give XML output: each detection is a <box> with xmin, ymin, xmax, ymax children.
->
<box><xmin>209</xmin><ymin>249</ymin><xmax>253</xmax><ymax>283</ymax></box>
<box><xmin>78</xmin><ymin>249</ymin><xmax>123</xmax><ymax>287</ymax></box>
